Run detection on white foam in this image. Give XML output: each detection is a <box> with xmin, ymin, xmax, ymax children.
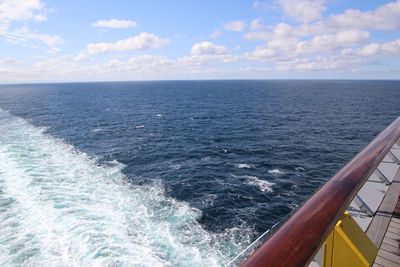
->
<box><xmin>135</xmin><ymin>125</ymin><xmax>145</xmax><ymax>129</ymax></box>
<box><xmin>156</xmin><ymin>114</ymin><xmax>162</xmax><ymax>117</ymax></box>
<box><xmin>235</xmin><ymin>164</ymin><xmax>254</xmax><ymax>169</ymax></box>
<box><xmin>243</xmin><ymin>176</ymin><xmax>274</xmax><ymax>193</ymax></box>
<box><xmin>295</xmin><ymin>167</ymin><xmax>305</xmax><ymax>171</ymax></box>
<box><xmin>91</xmin><ymin>128</ymin><xmax>103</xmax><ymax>133</ymax></box>
<box><xmin>268</xmin><ymin>169</ymin><xmax>285</xmax><ymax>175</ymax></box>
<box><xmin>170</xmin><ymin>164</ymin><xmax>181</xmax><ymax>170</ymax></box>
<box><xmin>287</xmin><ymin>202</ymin><xmax>298</xmax><ymax>210</ymax></box>
<box><xmin>0</xmin><ymin>108</ymin><xmax>250</xmax><ymax>266</ymax></box>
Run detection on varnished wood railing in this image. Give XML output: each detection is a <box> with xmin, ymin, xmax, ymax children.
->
<box><xmin>241</xmin><ymin>117</ymin><xmax>400</xmax><ymax>267</ymax></box>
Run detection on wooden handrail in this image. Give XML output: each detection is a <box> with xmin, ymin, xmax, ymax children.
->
<box><xmin>241</xmin><ymin>117</ymin><xmax>400</xmax><ymax>267</ymax></box>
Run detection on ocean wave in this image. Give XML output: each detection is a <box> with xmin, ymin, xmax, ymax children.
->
<box><xmin>102</xmin><ymin>159</ymin><xmax>127</xmax><ymax>171</ymax></box>
<box><xmin>286</xmin><ymin>202</ymin><xmax>298</xmax><ymax>210</ymax></box>
<box><xmin>0</xmin><ymin>108</ymin><xmax>250</xmax><ymax>266</ymax></box>
<box><xmin>169</xmin><ymin>164</ymin><xmax>181</xmax><ymax>170</ymax></box>
<box><xmin>235</xmin><ymin>163</ymin><xmax>254</xmax><ymax>169</ymax></box>
<box><xmin>90</xmin><ymin>127</ymin><xmax>103</xmax><ymax>133</ymax></box>
<box><xmin>243</xmin><ymin>176</ymin><xmax>274</xmax><ymax>193</ymax></box>
<box><xmin>268</xmin><ymin>169</ymin><xmax>285</xmax><ymax>175</ymax></box>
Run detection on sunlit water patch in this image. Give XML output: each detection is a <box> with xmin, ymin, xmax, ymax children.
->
<box><xmin>0</xmin><ymin>108</ymin><xmax>250</xmax><ymax>266</ymax></box>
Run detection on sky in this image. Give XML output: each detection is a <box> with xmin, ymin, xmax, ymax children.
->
<box><xmin>0</xmin><ymin>0</ymin><xmax>399</xmax><ymax>83</ymax></box>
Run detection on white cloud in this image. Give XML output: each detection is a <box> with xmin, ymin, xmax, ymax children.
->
<box><xmin>191</xmin><ymin>41</ymin><xmax>228</xmax><ymax>55</ymax></box>
<box><xmin>343</xmin><ymin>39</ymin><xmax>400</xmax><ymax>57</ymax></box>
<box><xmin>244</xmin><ymin>1</ymin><xmax>400</xmax><ymax>44</ymax></box>
<box><xmin>247</xmin><ymin>0</ymin><xmax>400</xmax><ymax>71</ymax></box>
<box><xmin>0</xmin><ymin>0</ymin><xmax>46</xmax><ymax>24</ymax></box>
<box><xmin>271</xmin><ymin>23</ymin><xmax>295</xmax><ymax>38</ymax></box>
<box><xmin>245</xmin><ymin>47</ymin><xmax>275</xmax><ymax>60</ymax></box>
<box><xmin>244</xmin><ymin>24</ymin><xmax>299</xmax><ymax>61</ymax></box>
<box><xmin>280</xmin><ymin>58</ymin><xmax>336</xmax><ymax>71</ymax></box>
<box><xmin>243</xmin><ymin>31</ymin><xmax>270</xmax><ymax>41</ymax></box>
<box><xmin>381</xmin><ymin>39</ymin><xmax>400</xmax><ymax>54</ymax></box>
<box><xmin>223</xmin><ymin>20</ymin><xmax>246</xmax><ymax>32</ymax></box>
<box><xmin>334</xmin><ymin>30</ymin><xmax>370</xmax><ymax>45</ymax></box>
<box><xmin>3</xmin><ymin>27</ymin><xmax>62</xmax><ymax>52</ymax></box>
<box><xmin>74</xmin><ymin>52</ymin><xmax>88</xmax><ymax>62</ymax></box>
<box><xmin>86</xmin><ymin>32</ymin><xmax>170</xmax><ymax>54</ymax></box>
<box><xmin>0</xmin><ymin>52</ymin><xmax>241</xmax><ymax>82</ymax></box>
<box><xmin>278</xmin><ymin>0</ymin><xmax>325</xmax><ymax>23</ymax></box>
<box><xmin>210</xmin><ymin>29</ymin><xmax>222</xmax><ymax>38</ymax></box>
<box><xmin>95</xmin><ymin>55</ymin><xmax>174</xmax><ymax>74</ymax></box>
<box><xmin>358</xmin><ymin>43</ymin><xmax>381</xmax><ymax>57</ymax></box>
<box><xmin>327</xmin><ymin>1</ymin><xmax>400</xmax><ymax>31</ymax></box>
<box><xmin>275</xmin><ymin>56</ymin><xmax>364</xmax><ymax>72</ymax></box>
<box><xmin>245</xmin><ymin>28</ymin><xmax>370</xmax><ymax>62</ymax></box>
<box><xmin>259</xmin><ymin>24</ymin><xmax>298</xmax><ymax>49</ymax></box>
<box><xmin>0</xmin><ymin>1</ymin><xmax>61</xmax><ymax>53</ymax></box>
<box><xmin>92</xmin><ymin>19</ymin><xmax>137</xmax><ymax>29</ymax></box>
<box><xmin>296</xmin><ymin>30</ymin><xmax>370</xmax><ymax>53</ymax></box>
<box><xmin>245</xmin><ymin>25</ymin><xmax>296</xmax><ymax>58</ymax></box>
<box><xmin>0</xmin><ymin>58</ymin><xmax>18</xmax><ymax>64</ymax></box>
<box><xmin>250</xmin><ymin>19</ymin><xmax>266</xmax><ymax>31</ymax></box>
<box><xmin>180</xmin><ymin>54</ymin><xmax>238</xmax><ymax>66</ymax></box>
<box><xmin>252</xmin><ymin>1</ymin><xmax>270</xmax><ymax>11</ymax></box>
<box><xmin>32</xmin><ymin>57</ymin><xmax>69</xmax><ymax>73</ymax></box>
<box><xmin>36</xmin><ymin>33</ymin><xmax>62</xmax><ymax>47</ymax></box>
<box><xmin>295</xmin><ymin>1</ymin><xmax>400</xmax><ymax>36</ymax></box>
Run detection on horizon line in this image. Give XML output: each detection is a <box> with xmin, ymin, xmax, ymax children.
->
<box><xmin>1</xmin><ymin>78</ymin><xmax>400</xmax><ymax>86</ymax></box>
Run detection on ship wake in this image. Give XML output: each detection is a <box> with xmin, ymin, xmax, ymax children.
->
<box><xmin>0</xmin><ymin>108</ymin><xmax>249</xmax><ymax>266</ymax></box>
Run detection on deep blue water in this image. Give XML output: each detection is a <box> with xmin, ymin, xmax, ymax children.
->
<box><xmin>0</xmin><ymin>80</ymin><xmax>399</xmax><ymax>266</ymax></box>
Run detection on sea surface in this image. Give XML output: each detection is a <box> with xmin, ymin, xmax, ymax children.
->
<box><xmin>0</xmin><ymin>80</ymin><xmax>399</xmax><ymax>266</ymax></box>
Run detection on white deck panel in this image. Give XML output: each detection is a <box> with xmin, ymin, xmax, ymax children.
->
<box><xmin>355</xmin><ymin>181</ymin><xmax>388</xmax><ymax>213</ymax></box>
<box><xmin>377</xmin><ymin>162</ymin><xmax>399</xmax><ymax>183</ymax></box>
<box><xmin>383</xmin><ymin>153</ymin><xmax>396</xmax><ymax>163</ymax></box>
<box><xmin>390</xmin><ymin>148</ymin><xmax>400</xmax><ymax>161</ymax></box>
<box><xmin>368</xmin><ymin>172</ymin><xmax>384</xmax><ymax>183</ymax></box>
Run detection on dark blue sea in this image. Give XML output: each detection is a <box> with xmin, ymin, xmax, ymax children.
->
<box><xmin>0</xmin><ymin>80</ymin><xmax>399</xmax><ymax>266</ymax></box>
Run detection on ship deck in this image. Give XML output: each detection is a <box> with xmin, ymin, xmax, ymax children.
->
<box><xmin>372</xmin><ymin>187</ymin><xmax>400</xmax><ymax>266</ymax></box>
<box><xmin>338</xmin><ymin>138</ymin><xmax>400</xmax><ymax>266</ymax></box>
<box><xmin>358</xmin><ymin>140</ymin><xmax>400</xmax><ymax>266</ymax></box>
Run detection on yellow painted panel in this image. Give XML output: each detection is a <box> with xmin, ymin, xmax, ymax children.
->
<box><xmin>324</xmin><ymin>230</ymin><xmax>334</xmax><ymax>267</ymax></box>
<box><xmin>322</xmin><ymin>212</ymin><xmax>378</xmax><ymax>267</ymax></box>
<box><xmin>338</xmin><ymin>212</ymin><xmax>378</xmax><ymax>264</ymax></box>
<box><xmin>333</xmin><ymin>221</ymin><xmax>370</xmax><ymax>266</ymax></box>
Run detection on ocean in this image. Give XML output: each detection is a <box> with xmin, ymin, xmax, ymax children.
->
<box><xmin>0</xmin><ymin>80</ymin><xmax>399</xmax><ymax>266</ymax></box>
